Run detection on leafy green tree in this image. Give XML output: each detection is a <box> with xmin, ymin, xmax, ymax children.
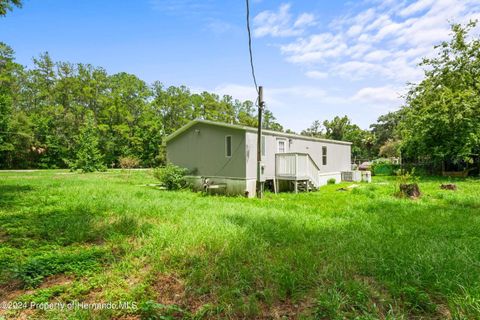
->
<box><xmin>0</xmin><ymin>42</ymin><xmax>22</xmax><ymax>167</ymax></box>
<box><xmin>399</xmin><ymin>21</ymin><xmax>480</xmax><ymax>168</ymax></box>
<box><xmin>263</xmin><ymin>109</ymin><xmax>283</xmax><ymax>131</ymax></box>
<box><xmin>323</xmin><ymin>116</ymin><xmax>353</xmax><ymax>141</ymax></box>
<box><xmin>71</xmin><ymin>112</ymin><xmax>105</xmax><ymax>172</ymax></box>
<box><xmin>301</xmin><ymin>120</ymin><xmax>324</xmax><ymax>138</ymax></box>
<box><xmin>0</xmin><ymin>46</ymin><xmax>285</xmax><ymax>169</ymax></box>
<box><xmin>379</xmin><ymin>139</ymin><xmax>401</xmax><ymax>158</ymax></box>
<box><xmin>0</xmin><ymin>0</ymin><xmax>21</xmax><ymax>16</ymax></box>
<box><xmin>312</xmin><ymin>116</ymin><xmax>376</xmax><ymax>160</ymax></box>
<box><xmin>370</xmin><ymin>111</ymin><xmax>403</xmax><ymax>155</ymax></box>
<box><xmin>235</xmin><ymin>100</ymin><xmax>257</xmax><ymax>127</ymax></box>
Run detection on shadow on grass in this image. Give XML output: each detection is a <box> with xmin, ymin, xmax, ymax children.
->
<box><xmin>0</xmin><ymin>184</ymin><xmax>34</xmax><ymax>209</ymax></box>
<box><xmin>0</xmin><ymin>205</ymin><xmax>145</xmax><ymax>290</ymax></box>
<box><xmin>0</xmin><ymin>205</ymin><xmax>143</xmax><ymax>247</ymax></box>
<box><xmin>174</xmin><ymin>197</ymin><xmax>480</xmax><ymax>318</ymax></box>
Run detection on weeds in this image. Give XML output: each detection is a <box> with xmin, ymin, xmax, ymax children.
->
<box><xmin>0</xmin><ymin>170</ymin><xmax>479</xmax><ymax>319</ymax></box>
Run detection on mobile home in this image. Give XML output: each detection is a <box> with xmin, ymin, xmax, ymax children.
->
<box><xmin>166</xmin><ymin>119</ymin><xmax>352</xmax><ymax>197</ymax></box>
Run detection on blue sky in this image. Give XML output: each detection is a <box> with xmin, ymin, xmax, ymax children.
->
<box><xmin>1</xmin><ymin>0</ymin><xmax>480</xmax><ymax>131</ymax></box>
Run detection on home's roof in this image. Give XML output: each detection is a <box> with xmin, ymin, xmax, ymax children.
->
<box><xmin>165</xmin><ymin>119</ymin><xmax>352</xmax><ymax>145</ymax></box>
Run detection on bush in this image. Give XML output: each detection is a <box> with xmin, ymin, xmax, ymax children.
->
<box><xmin>119</xmin><ymin>156</ymin><xmax>140</xmax><ymax>169</ymax></box>
<box><xmin>153</xmin><ymin>164</ymin><xmax>189</xmax><ymax>190</ymax></box>
<box><xmin>371</xmin><ymin>158</ymin><xmax>400</xmax><ymax>176</ymax></box>
<box><xmin>327</xmin><ymin>178</ymin><xmax>336</xmax><ymax>184</ymax></box>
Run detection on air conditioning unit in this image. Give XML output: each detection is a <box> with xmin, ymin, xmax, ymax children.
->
<box><xmin>341</xmin><ymin>171</ymin><xmax>362</xmax><ymax>182</ymax></box>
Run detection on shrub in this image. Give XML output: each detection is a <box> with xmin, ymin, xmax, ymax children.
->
<box><xmin>153</xmin><ymin>164</ymin><xmax>189</xmax><ymax>190</ymax></box>
<box><xmin>119</xmin><ymin>156</ymin><xmax>140</xmax><ymax>169</ymax></box>
<box><xmin>327</xmin><ymin>178</ymin><xmax>336</xmax><ymax>184</ymax></box>
<box><xmin>371</xmin><ymin>158</ymin><xmax>400</xmax><ymax>176</ymax></box>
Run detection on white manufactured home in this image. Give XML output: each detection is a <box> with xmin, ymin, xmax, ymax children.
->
<box><xmin>166</xmin><ymin>119</ymin><xmax>353</xmax><ymax>197</ymax></box>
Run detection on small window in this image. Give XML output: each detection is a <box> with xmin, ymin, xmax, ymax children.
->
<box><xmin>225</xmin><ymin>136</ymin><xmax>232</xmax><ymax>157</ymax></box>
<box><xmin>277</xmin><ymin>140</ymin><xmax>286</xmax><ymax>153</ymax></box>
<box><xmin>322</xmin><ymin>146</ymin><xmax>327</xmax><ymax>165</ymax></box>
<box><xmin>261</xmin><ymin>136</ymin><xmax>266</xmax><ymax>157</ymax></box>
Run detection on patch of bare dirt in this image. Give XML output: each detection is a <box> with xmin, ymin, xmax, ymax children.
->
<box><xmin>0</xmin><ymin>275</ymin><xmax>73</xmax><ymax>313</ymax></box>
<box><xmin>0</xmin><ymin>280</ymin><xmax>23</xmax><ymax>302</ymax></box>
<box><xmin>112</xmin><ymin>316</ymin><xmax>141</xmax><ymax>320</ymax></box>
<box><xmin>8</xmin><ymin>308</ymin><xmax>35</xmax><ymax>320</ymax></box>
<box><xmin>0</xmin><ymin>231</ymin><xmax>7</xmax><ymax>243</ymax></box>
<box><xmin>258</xmin><ymin>298</ymin><xmax>315</xmax><ymax>319</ymax></box>
<box><xmin>38</xmin><ymin>274</ymin><xmax>73</xmax><ymax>289</ymax></box>
<box><xmin>437</xmin><ymin>304</ymin><xmax>452</xmax><ymax>319</ymax></box>
<box><xmin>152</xmin><ymin>274</ymin><xmax>215</xmax><ymax>314</ymax></box>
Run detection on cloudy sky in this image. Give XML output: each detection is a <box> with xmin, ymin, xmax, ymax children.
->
<box><xmin>2</xmin><ymin>0</ymin><xmax>480</xmax><ymax>131</ymax></box>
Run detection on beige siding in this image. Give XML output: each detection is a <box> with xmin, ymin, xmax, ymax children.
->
<box><xmin>167</xmin><ymin>123</ymin><xmax>246</xmax><ymax>178</ymax></box>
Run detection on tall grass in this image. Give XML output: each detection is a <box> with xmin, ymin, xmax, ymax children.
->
<box><xmin>0</xmin><ymin>170</ymin><xmax>479</xmax><ymax>319</ymax></box>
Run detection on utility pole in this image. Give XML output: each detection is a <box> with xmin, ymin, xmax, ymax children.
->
<box><xmin>256</xmin><ymin>86</ymin><xmax>265</xmax><ymax>198</ymax></box>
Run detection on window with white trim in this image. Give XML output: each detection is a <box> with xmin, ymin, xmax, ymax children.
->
<box><xmin>322</xmin><ymin>146</ymin><xmax>327</xmax><ymax>165</ymax></box>
<box><xmin>277</xmin><ymin>140</ymin><xmax>286</xmax><ymax>153</ymax></box>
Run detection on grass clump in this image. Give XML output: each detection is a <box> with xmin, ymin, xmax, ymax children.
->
<box><xmin>13</xmin><ymin>249</ymin><xmax>108</xmax><ymax>288</ymax></box>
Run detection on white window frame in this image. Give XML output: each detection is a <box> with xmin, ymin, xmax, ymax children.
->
<box><xmin>225</xmin><ymin>135</ymin><xmax>232</xmax><ymax>157</ymax></box>
<box><xmin>277</xmin><ymin>139</ymin><xmax>286</xmax><ymax>153</ymax></box>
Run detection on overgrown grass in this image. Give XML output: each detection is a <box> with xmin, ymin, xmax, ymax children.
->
<box><xmin>0</xmin><ymin>170</ymin><xmax>479</xmax><ymax>319</ymax></box>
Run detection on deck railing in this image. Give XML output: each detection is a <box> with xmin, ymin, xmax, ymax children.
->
<box><xmin>275</xmin><ymin>153</ymin><xmax>320</xmax><ymax>187</ymax></box>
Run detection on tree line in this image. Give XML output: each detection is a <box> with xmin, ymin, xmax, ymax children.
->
<box><xmin>1</xmin><ymin>0</ymin><xmax>479</xmax><ymax>173</ymax></box>
<box><xmin>0</xmin><ymin>47</ymin><xmax>284</xmax><ymax>169</ymax></box>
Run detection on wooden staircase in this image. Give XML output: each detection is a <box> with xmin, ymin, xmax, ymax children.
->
<box><xmin>275</xmin><ymin>153</ymin><xmax>321</xmax><ymax>193</ymax></box>
<box><xmin>296</xmin><ymin>179</ymin><xmax>317</xmax><ymax>192</ymax></box>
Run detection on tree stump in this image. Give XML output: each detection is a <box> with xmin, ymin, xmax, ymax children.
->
<box><xmin>399</xmin><ymin>183</ymin><xmax>421</xmax><ymax>198</ymax></box>
<box><xmin>440</xmin><ymin>183</ymin><xmax>457</xmax><ymax>190</ymax></box>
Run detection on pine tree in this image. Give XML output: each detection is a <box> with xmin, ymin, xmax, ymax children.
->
<box><xmin>71</xmin><ymin>112</ymin><xmax>105</xmax><ymax>172</ymax></box>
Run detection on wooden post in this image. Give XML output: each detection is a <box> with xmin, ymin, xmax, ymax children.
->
<box><xmin>256</xmin><ymin>86</ymin><xmax>264</xmax><ymax>198</ymax></box>
<box><xmin>295</xmin><ymin>153</ymin><xmax>298</xmax><ymax>179</ymax></box>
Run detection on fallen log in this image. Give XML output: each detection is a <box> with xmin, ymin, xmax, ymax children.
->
<box><xmin>440</xmin><ymin>183</ymin><xmax>457</xmax><ymax>191</ymax></box>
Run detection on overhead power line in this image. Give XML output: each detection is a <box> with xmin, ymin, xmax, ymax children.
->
<box><xmin>246</xmin><ymin>0</ymin><xmax>259</xmax><ymax>95</ymax></box>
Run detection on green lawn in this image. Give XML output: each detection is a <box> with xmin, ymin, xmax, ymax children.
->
<box><xmin>0</xmin><ymin>170</ymin><xmax>479</xmax><ymax>319</ymax></box>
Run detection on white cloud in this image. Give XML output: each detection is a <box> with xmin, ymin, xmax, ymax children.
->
<box><xmin>272</xmin><ymin>0</ymin><xmax>480</xmax><ymax>83</ymax></box>
<box><xmin>282</xmin><ymin>33</ymin><xmax>348</xmax><ymax>63</ymax></box>
<box><xmin>294</xmin><ymin>13</ymin><xmax>316</xmax><ymax>28</ymax></box>
<box><xmin>352</xmin><ymin>86</ymin><xmax>403</xmax><ymax>106</ymax></box>
<box><xmin>363</xmin><ymin>49</ymin><xmax>391</xmax><ymax>62</ymax></box>
<box><xmin>253</xmin><ymin>3</ymin><xmax>316</xmax><ymax>38</ymax></box>
<box><xmin>399</xmin><ymin>0</ymin><xmax>435</xmax><ymax>17</ymax></box>
<box><xmin>209</xmin><ymin>1</ymin><xmax>480</xmax><ymax>131</ymax></box>
<box><xmin>305</xmin><ymin>71</ymin><xmax>328</xmax><ymax>79</ymax></box>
